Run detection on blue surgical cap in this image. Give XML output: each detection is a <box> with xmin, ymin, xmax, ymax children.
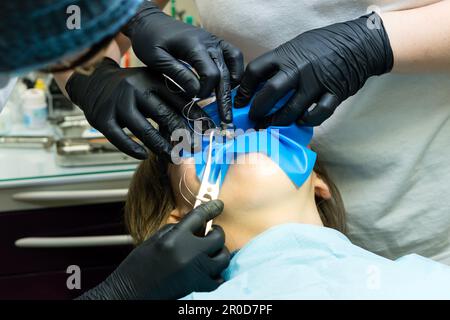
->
<box><xmin>0</xmin><ymin>0</ymin><xmax>143</xmax><ymax>74</ymax></box>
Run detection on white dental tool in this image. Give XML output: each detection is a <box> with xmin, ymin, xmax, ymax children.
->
<box><xmin>194</xmin><ymin>131</ymin><xmax>221</xmax><ymax>236</ymax></box>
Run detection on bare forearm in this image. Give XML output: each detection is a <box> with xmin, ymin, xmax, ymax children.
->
<box><xmin>53</xmin><ymin>70</ymin><xmax>75</xmax><ymax>97</ymax></box>
<box><xmin>115</xmin><ymin>33</ymin><xmax>132</xmax><ymax>56</ymax></box>
<box><xmin>381</xmin><ymin>0</ymin><xmax>450</xmax><ymax>73</ymax></box>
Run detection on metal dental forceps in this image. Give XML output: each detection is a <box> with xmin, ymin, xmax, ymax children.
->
<box><xmin>194</xmin><ymin>131</ymin><xmax>221</xmax><ymax>236</ymax></box>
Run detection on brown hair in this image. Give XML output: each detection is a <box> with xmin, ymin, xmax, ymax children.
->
<box><xmin>125</xmin><ymin>154</ymin><xmax>346</xmax><ymax>245</ymax></box>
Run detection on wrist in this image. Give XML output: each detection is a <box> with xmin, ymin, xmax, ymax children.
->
<box><xmin>53</xmin><ymin>70</ymin><xmax>74</xmax><ymax>98</ymax></box>
<box><xmin>65</xmin><ymin>58</ymin><xmax>116</xmax><ymax>102</ymax></box>
<box><xmin>356</xmin><ymin>12</ymin><xmax>394</xmax><ymax>76</ymax></box>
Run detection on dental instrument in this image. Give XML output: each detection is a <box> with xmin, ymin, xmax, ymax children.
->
<box><xmin>194</xmin><ymin>130</ymin><xmax>220</xmax><ymax>236</ymax></box>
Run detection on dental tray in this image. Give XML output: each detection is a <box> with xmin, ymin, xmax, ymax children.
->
<box><xmin>56</xmin><ymin>137</ymin><xmax>140</xmax><ymax>167</ymax></box>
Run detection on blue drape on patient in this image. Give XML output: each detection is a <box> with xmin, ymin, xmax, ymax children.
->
<box><xmin>183</xmin><ymin>90</ymin><xmax>317</xmax><ymax>188</ymax></box>
<box><xmin>182</xmin><ymin>224</ymin><xmax>450</xmax><ymax>299</ymax></box>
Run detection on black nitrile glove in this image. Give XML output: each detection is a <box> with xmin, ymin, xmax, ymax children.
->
<box><xmin>66</xmin><ymin>58</ymin><xmax>209</xmax><ymax>160</ymax></box>
<box><xmin>122</xmin><ymin>1</ymin><xmax>244</xmax><ymax>124</ymax></box>
<box><xmin>77</xmin><ymin>200</ymin><xmax>229</xmax><ymax>300</ymax></box>
<box><xmin>235</xmin><ymin>13</ymin><xmax>394</xmax><ymax>127</ymax></box>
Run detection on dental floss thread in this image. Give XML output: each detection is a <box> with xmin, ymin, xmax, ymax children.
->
<box><xmin>179</xmin><ymin>167</ymin><xmax>195</xmax><ymax>207</ymax></box>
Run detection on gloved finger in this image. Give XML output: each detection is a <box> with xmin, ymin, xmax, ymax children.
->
<box><xmin>150</xmin><ymin>48</ymin><xmax>201</xmax><ymax>97</ymax></box>
<box><xmin>209</xmin><ymin>247</ymin><xmax>230</xmax><ymax>278</ymax></box>
<box><xmin>125</xmin><ymin>112</ymin><xmax>173</xmax><ymax>158</ymax></box>
<box><xmin>136</xmin><ymin>91</ymin><xmax>188</xmax><ymax>134</ymax></box>
<box><xmin>298</xmin><ymin>92</ymin><xmax>341</xmax><ymax>126</ymax></box>
<box><xmin>100</xmin><ymin>121</ymin><xmax>148</xmax><ymax>160</ymax></box>
<box><xmin>133</xmin><ymin>74</ymin><xmax>212</xmax><ymax>129</ymax></box>
<box><xmin>180</xmin><ymin>105</ymin><xmax>216</xmax><ymax>138</ymax></box>
<box><xmin>177</xmin><ymin>200</ymin><xmax>225</xmax><ymax>234</ymax></box>
<box><xmin>234</xmin><ymin>51</ymin><xmax>278</xmax><ymax>108</ymax></box>
<box><xmin>249</xmin><ymin>71</ymin><xmax>296</xmax><ymax>121</ymax></box>
<box><xmin>118</xmin><ymin>91</ymin><xmax>172</xmax><ymax>158</ymax></box>
<box><xmin>158</xmin><ymin>223</ymin><xmax>176</xmax><ymax>239</ymax></box>
<box><xmin>213</xmin><ymin>277</ymin><xmax>226</xmax><ymax>287</ymax></box>
<box><xmin>156</xmin><ymin>91</ymin><xmax>213</xmax><ymax>130</ymax></box>
<box><xmin>194</xmin><ymin>273</ymin><xmax>221</xmax><ymax>293</ymax></box>
<box><xmin>151</xmin><ymin>224</ymin><xmax>176</xmax><ymax>242</ymax></box>
<box><xmin>202</xmin><ymin>224</ymin><xmax>226</xmax><ymax>256</ymax></box>
<box><xmin>207</xmin><ymin>246</ymin><xmax>230</xmax><ymax>278</ymax></box>
<box><xmin>266</xmin><ymin>89</ymin><xmax>318</xmax><ymax>127</ymax></box>
<box><xmin>211</xmin><ymin>50</ymin><xmax>233</xmax><ymax>123</ymax></box>
<box><xmin>220</xmin><ymin>40</ymin><xmax>244</xmax><ymax>87</ymax></box>
<box><xmin>153</xmin><ymin>89</ymin><xmax>208</xmax><ymax>122</ymax></box>
<box><xmin>137</xmin><ymin>92</ymin><xmax>203</xmax><ymax>157</ymax></box>
<box><xmin>138</xmin><ymin>90</ymin><xmax>212</xmax><ymax>152</ymax></box>
<box><xmin>184</xmin><ymin>48</ymin><xmax>221</xmax><ymax>99</ymax></box>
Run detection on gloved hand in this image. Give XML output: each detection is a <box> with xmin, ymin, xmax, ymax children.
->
<box><xmin>66</xmin><ymin>57</ymin><xmax>209</xmax><ymax>160</ymax></box>
<box><xmin>235</xmin><ymin>13</ymin><xmax>394</xmax><ymax>127</ymax></box>
<box><xmin>122</xmin><ymin>1</ymin><xmax>244</xmax><ymax>124</ymax></box>
<box><xmin>77</xmin><ymin>200</ymin><xmax>229</xmax><ymax>300</ymax></box>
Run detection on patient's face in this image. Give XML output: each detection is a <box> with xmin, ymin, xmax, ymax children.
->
<box><xmin>168</xmin><ymin>152</ymin><xmax>326</xmax><ymax>251</ymax></box>
<box><xmin>169</xmin><ymin>153</ymin><xmax>301</xmax><ymax>212</ymax></box>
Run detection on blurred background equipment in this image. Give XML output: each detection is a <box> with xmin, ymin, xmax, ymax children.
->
<box><xmin>0</xmin><ymin>0</ymin><xmax>202</xmax><ymax>300</ymax></box>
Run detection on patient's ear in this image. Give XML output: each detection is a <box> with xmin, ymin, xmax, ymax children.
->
<box><xmin>166</xmin><ymin>208</ymin><xmax>184</xmax><ymax>224</ymax></box>
<box><xmin>312</xmin><ymin>172</ymin><xmax>332</xmax><ymax>200</ymax></box>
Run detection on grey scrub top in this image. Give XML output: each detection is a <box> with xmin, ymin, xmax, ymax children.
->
<box><xmin>194</xmin><ymin>0</ymin><xmax>450</xmax><ymax>264</ymax></box>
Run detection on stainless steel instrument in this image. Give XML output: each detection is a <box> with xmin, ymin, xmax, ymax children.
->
<box><xmin>56</xmin><ymin>137</ymin><xmax>140</xmax><ymax>167</ymax></box>
<box><xmin>0</xmin><ymin>136</ymin><xmax>55</xmax><ymax>149</ymax></box>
